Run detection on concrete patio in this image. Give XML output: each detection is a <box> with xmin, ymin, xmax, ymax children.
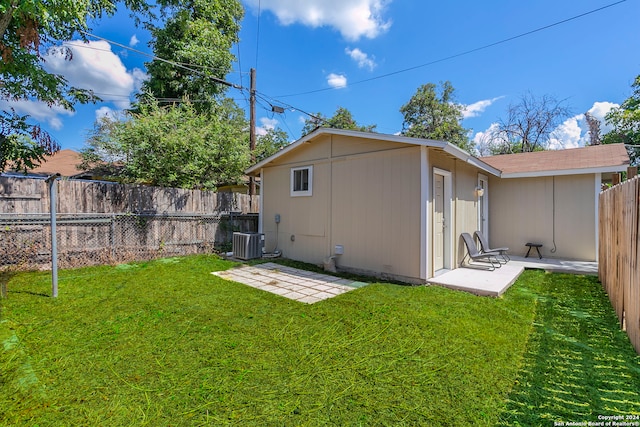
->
<box><xmin>427</xmin><ymin>256</ymin><xmax>598</xmax><ymax>297</ymax></box>
<box><xmin>214</xmin><ymin>256</ymin><xmax>599</xmax><ymax>302</ymax></box>
<box><xmin>508</xmin><ymin>256</ymin><xmax>598</xmax><ymax>275</ymax></box>
<box><xmin>212</xmin><ymin>262</ymin><xmax>368</xmax><ymax>304</ymax></box>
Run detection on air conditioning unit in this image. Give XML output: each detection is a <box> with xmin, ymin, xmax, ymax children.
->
<box><xmin>232</xmin><ymin>232</ymin><xmax>264</xmax><ymax>260</ymax></box>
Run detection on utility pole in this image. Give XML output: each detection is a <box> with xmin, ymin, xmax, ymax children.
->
<box><xmin>249</xmin><ymin>68</ymin><xmax>256</xmax><ymax>203</ymax></box>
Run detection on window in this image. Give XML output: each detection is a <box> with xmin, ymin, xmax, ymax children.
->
<box><xmin>291</xmin><ymin>166</ymin><xmax>313</xmax><ymax>197</ymax></box>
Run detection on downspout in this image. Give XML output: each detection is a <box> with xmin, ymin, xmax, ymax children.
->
<box><xmin>326</xmin><ymin>135</ymin><xmax>338</xmax><ymax>272</ymax></box>
<box><xmin>420</xmin><ymin>146</ymin><xmax>429</xmax><ymax>280</ymax></box>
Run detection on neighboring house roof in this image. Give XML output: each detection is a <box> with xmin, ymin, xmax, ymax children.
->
<box><xmin>246</xmin><ymin>127</ymin><xmax>502</xmax><ymax>177</ymax></box>
<box><xmin>9</xmin><ymin>149</ymin><xmax>87</xmax><ymax>178</ymax></box>
<box><xmin>481</xmin><ymin>144</ymin><xmax>630</xmax><ymax>178</ymax></box>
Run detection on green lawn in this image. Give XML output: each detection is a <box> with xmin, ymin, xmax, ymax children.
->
<box><xmin>1</xmin><ymin>255</ymin><xmax>639</xmax><ymax>426</ymax></box>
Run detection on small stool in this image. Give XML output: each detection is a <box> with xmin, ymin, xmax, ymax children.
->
<box><xmin>525</xmin><ymin>243</ymin><xmax>543</xmax><ymax>259</ymax></box>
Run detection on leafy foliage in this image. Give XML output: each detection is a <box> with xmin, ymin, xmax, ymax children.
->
<box><xmin>81</xmin><ymin>99</ymin><xmax>249</xmax><ymax>189</ymax></box>
<box><xmin>0</xmin><ymin>0</ymin><xmax>152</xmax><ymax>170</ymax></box>
<box><xmin>255</xmin><ymin>127</ymin><xmax>290</xmax><ymax>162</ymax></box>
<box><xmin>603</xmin><ymin>75</ymin><xmax>640</xmax><ymax>165</ymax></box>
<box><xmin>301</xmin><ymin>106</ymin><xmax>377</xmax><ymax>136</ymax></box>
<box><xmin>485</xmin><ymin>92</ymin><xmax>571</xmax><ymax>154</ymax></box>
<box><xmin>400</xmin><ymin>81</ymin><xmax>473</xmax><ymax>152</ymax></box>
<box><xmin>140</xmin><ymin>0</ymin><xmax>243</xmax><ymax>111</ymax></box>
<box><xmin>0</xmin><ymin>109</ymin><xmax>59</xmax><ymax>172</ymax></box>
<box><xmin>0</xmin><ymin>0</ymin><xmax>153</xmax><ymax>107</ymax></box>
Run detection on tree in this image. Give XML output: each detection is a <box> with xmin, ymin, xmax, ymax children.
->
<box><xmin>81</xmin><ymin>99</ymin><xmax>249</xmax><ymax>189</ymax></box>
<box><xmin>1</xmin><ymin>0</ymin><xmax>151</xmax><ymax>171</ymax></box>
<box><xmin>486</xmin><ymin>92</ymin><xmax>571</xmax><ymax>154</ymax></box>
<box><xmin>139</xmin><ymin>0</ymin><xmax>243</xmax><ymax>111</ymax></box>
<box><xmin>584</xmin><ymin>112</ymin><xmax>602</xmax><ymax>146</ymax></box>
<box><xmin>0</xmin><ymin>0</ymin><xmax>133</xmax><ymax>107</ymax></box>
<box><xmin>1</xmin><ymin>109</ymin><xmax>59</xmax><ymax>172</ymax></box>
<box><xmin>603</xmin><ymin>75</ymin><xmax>640</xmax><ymax>165</ymax></box>
<box><xmin>301</xmin><ymin>107</ymin><xmax>376</xmax><ymax>136</ymax></box>
<box><xmin>400</xmin><ymin>81</ymin><xmax>473</xmax><ymax>152</ymax></box>
<box><xmin>256</xmin><ymin>128</ymin><xmax>289</xmax><ymax>162</ymax></box>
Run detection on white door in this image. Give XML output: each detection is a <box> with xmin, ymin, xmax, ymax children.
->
<box><xmin>434</xmin><ymin>174</ymin><xmax>445</xmax><ymax>271</ymax></box>
<box><xmin>478</xmin><ymin>174</ymin><xmax>489</xmax><ymax>237</ymax></box>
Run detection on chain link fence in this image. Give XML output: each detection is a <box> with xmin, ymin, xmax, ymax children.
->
<box><xmin>0</xmin><ymin>212</ymin><xmax>257</xmax><ymax>271</ymax></box>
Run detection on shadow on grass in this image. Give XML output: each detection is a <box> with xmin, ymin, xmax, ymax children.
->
<box><xmin>249</xmin><ymin>257</ymin><xmax>411</xmax><ymax>286</ymax></box>
<box><xmin>498</xmin><ymin>273</ymin><xmax>640</xmax><ymax>426</ymax></box>
<box><xmin>0</xmin><ymin>271</ymin><xmax>12</xmax><ymax>299</ymax></box>
<box><xmin>0</xmin><ymin>271</ymin><xmax>51</xmax><ymax>300</ymax></box>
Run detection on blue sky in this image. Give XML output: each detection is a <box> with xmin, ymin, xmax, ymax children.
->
<box><xmin>3</xmin><ymin>0</ymin><xmax>639</xmax><ymax>153</ymax></box>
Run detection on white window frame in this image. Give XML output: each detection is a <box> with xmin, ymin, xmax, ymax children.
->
<box><xmin>290</xmin><ymin>165</ymin><xmax>313</xmax><ymax>197</ymax></box>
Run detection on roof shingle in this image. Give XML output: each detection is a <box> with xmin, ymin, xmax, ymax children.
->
<box><xmin>480</xmin><ymin>144</ymin><xmax>630</xmax><ymax>175</ymax></box>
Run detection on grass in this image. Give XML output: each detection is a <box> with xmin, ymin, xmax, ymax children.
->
<box><xmin>498</xmin><ymin>273</ymin><xmax>640</xmax><ymax>426</ymax></box>
<box><xmin>1</xmin><ymin>255</ymin><xmax>639</xmax><ymax>426</ymax></box>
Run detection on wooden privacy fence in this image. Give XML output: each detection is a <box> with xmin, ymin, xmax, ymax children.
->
<box><xmin>0</xmin><ymin>176</ymin><xmax>258</xmax><ymax>215</ymax></box>
<box><xmin>0</xmin><ymin>176</ymin><xmax>259</xmax><ymax>271</ymax></box>
<box><xmin>599</xmin><ymin>176</ymin><xmax>640</xmax><ymax>354</ymax></box>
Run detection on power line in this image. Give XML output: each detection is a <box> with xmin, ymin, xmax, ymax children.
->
<box><xmin>75</xmin><ymin>32</ymin><xmax>328</xmax><ymax>129</ymax></box>
<box><xmin>276</xmin><ymin>0</ymin><xmax>628</xmax><ymax>98</ymax></box>
<box><xmin>64</xmin><ymin>41</ymin><xmax>245</xmax><ymax>75</ymax></box>
<box><xmin>255</xmin><ymin>0</ymin><xmax>262</xmax><ymax>70</ymax></box>
<box><xmin>79</xmin><ymin>30</ymin><xmax>243</xmax><ymax>90</ymax></box>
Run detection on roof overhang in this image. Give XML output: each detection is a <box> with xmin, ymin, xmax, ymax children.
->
<box><xmin>500</xmin><ymin>164</ymin><xmax>628</xmax><ymax>178</ymax></box>
<box><xmin>245</xmin><ymin>127</ymin><xmax>501</xmax><ymax>177</ymax></box>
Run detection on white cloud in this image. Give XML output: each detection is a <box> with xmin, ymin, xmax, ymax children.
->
<box><xmin>327</xmin><ymin>73</ymin><xmax>347</xmax><ymax>88</ymax></box>
<box><xmin>587</xmin><ymin>101</ymin><xmax>618</xmax><ymax>135</ymax></box>
<box><xmin>1</xmin><ymin>40</ymin><xmax>145</xmax><ymax>133</ymax></box>
<box><xmin>95</xmin><ymin>106</ymin><xmax>119</xmax><ymax>122</ymax></box>
<box><xmin>473</xmin><ymin>101</ymin><xmax>620</xmax><ymax>153</ymax></box>
<box><xmin>472</xmin><ymin>122</ymin><xmax>500</xmax><ymax>156</ymax></box>
<box><xmin>548</xmin><ymin>116</ymin><xmax>583</xmax><ymax>150</ymax></box>
<box><xmin>463</xmin><ymin>96</ymin><xmax>503</xmax><ymax>119</ymax></box>
<box><xmin>245</xmin><ymin>0</ymin><xmax>391</xmax><ymax>40</ymax></box>
<box><xmin>132</xmin><ymin>68</ymin><xmax>149</xmax><ymax>92</ymax></box>
<box><xmin>129</xmin><ymin>34</ymin><xmax>139</xmax><ymax>47</ymax></box>
<box><xmin>46</xmin><ymin>40</ymin><xmax>143</xmax><ymax>109</ymax></box>
<box><xmin>256</xmin><ymin>117</ymin><xmax>279</xmax><ymax>136</ymax></box>
<box><xmin>345</xmin><ymin>47</ymin><xmax>376</xmax><ymax>70</ymax></box>
<box><xmin>548</xmin><ymin>101</ymin><xmax>619</xmax><ymax>149</ymax></box>
<box><xmin>0</xmin><ymin>99</ymin><xmax>74</xmax><ymax>131</ymax></box>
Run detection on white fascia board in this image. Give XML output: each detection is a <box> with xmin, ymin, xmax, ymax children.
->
<box><xmin>246</xmin><ymin>130</ymin><xmax>318</xmax><ymax>175</ymax></box>
<box><xmin>466</xmin><ymin>156</ymin><xmax>502</xmax><ymax>177</ymax></box>
<box><xmin>501</xmin><ymin>165</ymin><xmax>629</xmax><ymax>178</ymax></box>
<box><xmin>245</xmin><ymin>128</ymin><xmax>433</xmax><ymax>174</ymax></box>
<box><xmin>440</xmin><ymin>144</ymin><xmax>501</xmax><ymax>177</ymax></box>
<box><xmin>245</xmin><ymin>127</ymin><xmax>501</xmax><ymax>177</ymax></box>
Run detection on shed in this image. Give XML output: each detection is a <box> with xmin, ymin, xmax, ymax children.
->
<box><xmin>246</xmin><ymin>128</ymin><xmax>629</xmax><ymax>283</ymax></box>
<box><xmin>247</xmin><ymin>128</ymin><xmax>501</xmax><ymax>283</ymax></box>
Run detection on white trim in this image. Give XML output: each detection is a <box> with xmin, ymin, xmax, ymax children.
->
<box><xmin>595</xmin><ymin>172</ymin><xmax>601</xmax><ymax>259</ymax></box>
<box><xmin>420</xmin><ymin>146</ymin><xmax>429</xmax><ymax>280</ymax></box>
<box><xmin>290</xmin><ymin>165</ymin><xmax>313</xmax><ymax>197</ymax></box>
<box><xmin>433</xmin><ymin>167</ymin><xmax>453</xmax><ymax>272</ymax></box>
<box><xmin>246</xmin><ymin>127</ymin><xmax>500</xmax><ymax>177</ymax></box>
<box><xmin>258</xmin><ymin>168</ymin><xmax>264</xmax><ymax>233</ymax></box>
<box><xmin>500</xmin><ymin>165</ymin><xmax>627</xmax><ymax>179</ymax></box>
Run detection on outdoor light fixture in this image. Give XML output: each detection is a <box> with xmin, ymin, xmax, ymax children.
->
<box><xmin>475</xmin><ymin>186</ymin><xmax>485</xmax><ymax>198</ymax></box>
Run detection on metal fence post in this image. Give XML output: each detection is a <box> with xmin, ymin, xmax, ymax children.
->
<box><xmin>46</xmin><ymin>173</ymin><xmax>61</xmax><ymax>298</ymax></box>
